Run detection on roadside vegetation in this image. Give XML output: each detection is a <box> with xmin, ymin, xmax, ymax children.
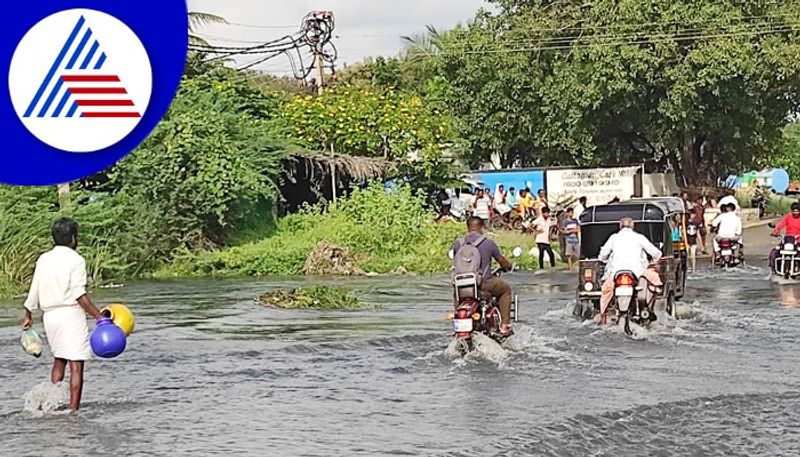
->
<box><xmin>3</xmin><ymin>1</ymin><xmax>800</xmax><ymax>299</ymax></box>
<box><xmin>158</xmin><ymin>182</ymin><xmax>542</xmax><ymax>279</ymax></box>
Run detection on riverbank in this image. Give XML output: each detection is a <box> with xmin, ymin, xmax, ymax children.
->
<box><xmin>153</xmin><ymin>183</ymin><xmax>553</xmax><ymax>281</ymax></box>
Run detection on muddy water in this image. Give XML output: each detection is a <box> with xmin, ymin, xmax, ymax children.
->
<box><xmin>2</xmin><ymin>264</ymin><xmax>800</xmax><ymax>456</ymax></box>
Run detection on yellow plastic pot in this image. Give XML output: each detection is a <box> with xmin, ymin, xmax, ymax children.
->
<box><xmin>100</xmin><ymin>303</ymin><xmax>135</xmax><ymax>336</ymax></box>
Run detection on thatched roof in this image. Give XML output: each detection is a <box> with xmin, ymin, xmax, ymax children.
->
<box><xmin>288</xmin><ymin>153</ymin><xmax>390</xmax><ymax>181</ymax></box>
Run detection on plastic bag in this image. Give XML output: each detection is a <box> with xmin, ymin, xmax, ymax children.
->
<box><xmin>20</xmin><ymin>329</ymin><xmax>44</xmax><ymax>358</ymax></box>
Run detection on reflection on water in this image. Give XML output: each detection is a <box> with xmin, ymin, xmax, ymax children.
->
<box><xmin>778</xmin><ymin>283</ymin><xmax>800</xmax><ymax>308</ymax></box>
<box><xmin>2</xmin><ymin>267</ymin><xmax>800</xmax><ymax>456</ymax></box>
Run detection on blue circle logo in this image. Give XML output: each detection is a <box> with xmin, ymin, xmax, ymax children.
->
<box><xmin>2</xmin><ymin>1</ymin><xmax>187</xmax><ymax>185</ymax></box>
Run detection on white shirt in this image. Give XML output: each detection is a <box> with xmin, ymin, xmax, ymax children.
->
<box><xmin>599</xmin><ymin>228</ymin><xmax>663</xmax><ymax>279</ymax></box>
<box><xmin>718</xmin><ymin>195</ymin><xmax>741</xmax><ymax>212</ymax></box>
<box><xmin>473</xmin><ymin>196</ymin><xmax>491</xmax><ymax>219</ymax></box>
<box><xmin>448</xmin><ymin>196</ymin><xmax>465</xmax><ymax>218</ymax></box>
<box><xmin>574</xmin><ymin>203</ymin><xmax>585</xmax><ymax>222</ymax></box>
<box><xmin>24</xmin><ymin>246</ymin><xmax>88</xmax><ymax>312</ymax></box>
<box><xmin>712</xmin><ymin>212</ymin><xmax>742</xmax><ymax>238</ymax></box>
<box><xmin>532</xmin><ymin>216</ymin><xmax>557</xmax><ymax>244</ymax></box>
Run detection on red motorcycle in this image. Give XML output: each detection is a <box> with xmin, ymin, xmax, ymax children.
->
<box><xmin>447</xmin><ymin>248</ymin><xmax>521</xmax><ymax>352</ymax></box>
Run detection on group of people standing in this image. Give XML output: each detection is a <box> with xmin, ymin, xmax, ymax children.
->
<box><xmin>455</xmin><ymin>185</ymin><xmax>590</xmax><ymax>272</ymax></box>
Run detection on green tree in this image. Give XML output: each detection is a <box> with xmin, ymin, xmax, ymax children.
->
<box><xmin>279</xmin><ymin>86</ymin><xmax>461</xmax><ymax>193</ymax></box>
<box><xmin>109</xmin><ymin>66</ymin><xmax>292</xmax><ymax>254</ymax></box>
<box><xmin>430</xmin><ymin>0</ymin><xmax>800</xmax><ymax>185</ymax></box>
<box><xmin>771</xmin><ymin>120</ymin><xmax>800</xmax><ymax>180</ymax></box>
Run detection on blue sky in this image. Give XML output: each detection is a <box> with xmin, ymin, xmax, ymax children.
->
<box><xmin>187</xmin><ymin>0</ymin><xmax>491</xmax><ymax>75</ymax></box>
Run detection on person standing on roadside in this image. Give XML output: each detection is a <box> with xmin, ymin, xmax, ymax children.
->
<box><xmin>533</xmin><ymin>207</ymin><xmax>558</xmax><ymax>269</ymax></box>
<box><xmin>690</xmin><ymin>196</ymin><xmax>708</xmax><ymax>254</ymax></box>
<box><xmin>574</xmin><ymin>196</ymin><xmax>587</xmax><ymax>221</ymax></box>
<box><xmin>561</xmin><ymin>207</ymin><xmax>581</xmax><ymax>272</ymax></box>
<box><xmin>681</xmin><ymin>192</ymin><xmax>692</xmax><ymax>212</ymax></box>
<box><xmin>534</xmin><ymin>189</ymin><xmax>548</xmax><ymax>217</ymax></box>
<box><xmin>472</xmin><ymin>188</ymin><xmax>493</xmax><ymax>229</ymax></box>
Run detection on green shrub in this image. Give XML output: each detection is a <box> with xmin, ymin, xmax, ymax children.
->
<box><xmin>162</xmin><ymin>181</ymin><xmax>548</xmax><ymax>277</ymax></box>
<box><xmin>258</xmin><ymin>285</ymin><xmax>371</xmax><ymax>310</ymax></box>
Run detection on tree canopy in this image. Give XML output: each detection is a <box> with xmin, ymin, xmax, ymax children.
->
<box><xmin>420</xmin><ymin>0</ymin><xmax>800</xmax><ymax>185</ymax></box>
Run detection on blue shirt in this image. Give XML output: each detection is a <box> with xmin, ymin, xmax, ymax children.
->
<box><xmin>507</xmin><ymin>193</ymin><xmax>518</xmax><ymax>209</ymax></box>
<box><xmin>562</xmin><ymin>219</ymin><xmax>580</xmax><ymax>245</ymax></box>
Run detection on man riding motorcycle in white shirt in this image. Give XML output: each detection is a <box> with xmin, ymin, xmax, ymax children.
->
<box><xmin>711</xmin><ymin>203</ymin><xmax>742</xmax><ymax>253</ymax></box>
<box><xmin>598</xmin><ymin>217</ymin><xmax>663</xmax><ymax>324</ymax></box>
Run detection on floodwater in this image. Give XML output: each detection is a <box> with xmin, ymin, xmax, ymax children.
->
<box><xmin>3</xmin><ymin>263</ymin><xmax>800</xmax><ymax>456</ymax></box>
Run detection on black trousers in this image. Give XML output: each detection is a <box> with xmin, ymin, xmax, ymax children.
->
<box><xmin>538</xmin><ymin>243</ymin><xmax>555</xmax><ymax>269</ymax></box>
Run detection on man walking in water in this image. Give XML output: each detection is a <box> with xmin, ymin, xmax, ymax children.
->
<box><xmin>451</xmin><ymin>217</ymin><xmax>515</xmax><ymax>336</ymax></box>
<box><xmin>21</xmin><ymin>218</ymin><xmax>103</xmax><ymax>412</ymax></box>
<box><xmin>598</xmin><ymin>217</ymin><xmax>663</xmax><ymax>324</ymax></box>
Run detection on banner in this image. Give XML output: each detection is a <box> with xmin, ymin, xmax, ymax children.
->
<box><xmin>546</xmin><ymin>167</ymin><xmax>639</xmax><ymax>207</ymax></box>
<box><xmin>474</xmin><ymin>169</ymin><xmax>545</xmax><ymax>196</ymax></box>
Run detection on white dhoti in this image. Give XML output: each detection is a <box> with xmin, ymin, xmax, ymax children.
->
<box><xmin>43</xmin><ymin>306</ymin><xmax>91</xmax><ymax>361</ymax></box>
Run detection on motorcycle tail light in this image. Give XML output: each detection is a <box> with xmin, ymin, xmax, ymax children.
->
<box><xmin>720</xmin><ymin>240</ymin><xmax>731</xmax><ymax>248</ymax></box>
<box><xmin>615</xmin><ymin>274</ymin><xmax>635</xmax><ymax>286</ymax></box>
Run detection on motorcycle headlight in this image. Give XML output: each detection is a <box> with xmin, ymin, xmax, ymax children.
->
<box><xmin>584</xmin><ymin>282</ymin><xmax>594</xmax><ymax>292</ymax></box>
<box><xmin>785</xmin><ymin>244</ymin><xmax>795</xmax><ymax>251</ymax></box>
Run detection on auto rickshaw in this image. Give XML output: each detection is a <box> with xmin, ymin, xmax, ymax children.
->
<box><xmin>573</xmin><ymin>197</ymin><xmax>689</xmax><ymax>322</ymax></box>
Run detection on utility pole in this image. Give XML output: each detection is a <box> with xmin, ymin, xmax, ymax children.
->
<box><xmin>309</xmin><ymin>10</ymin><xmax>337</xmax><ymax>203</ymax></box>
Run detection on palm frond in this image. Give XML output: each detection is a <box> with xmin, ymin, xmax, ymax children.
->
<box><xmin>188</xmin><ymin>12</ymin><xmax>227</xmax><ymax>32</ymax></box>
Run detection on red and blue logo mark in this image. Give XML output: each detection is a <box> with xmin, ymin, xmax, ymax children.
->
<box><xmin>25</xmin><ymin>15</ymin><xmax>141</xmax><ymax>120</ymax></box>
<box><xmin>2</xmin><ymin>2</ymin><xmax>187</xmax><ymax>186</ymax></box>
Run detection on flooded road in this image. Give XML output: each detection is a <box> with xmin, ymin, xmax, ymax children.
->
<box><xmin>3</xmin><ymin>262</ymin><xmax>800</xmax><ymax>456</ymax></box>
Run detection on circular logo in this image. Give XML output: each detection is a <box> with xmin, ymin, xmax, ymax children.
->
<box><xmin>9</xmin><ymin>9</ymin><xmax>152</xmax><ymax>153</ymax></box>
<box><xmin>1</xmin><ymin>1</ymin><xmax>187</xmax><ymax>186</ymax></box>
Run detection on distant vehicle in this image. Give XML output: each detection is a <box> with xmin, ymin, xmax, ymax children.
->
<box><xmin>573</xmin><ymin>197</ymin><xmax>689</xmax><ymax>327</ymax></box>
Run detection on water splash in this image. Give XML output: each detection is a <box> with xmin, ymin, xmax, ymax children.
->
<box><xmin>443</xmin><ymin>333</ymin><xmax>509</xmax><ymax>364</ymax></box>
<box><xmin>22</xmin><ymin>382</ymin><xmax>69</xmax><ymax>417</ymax></box>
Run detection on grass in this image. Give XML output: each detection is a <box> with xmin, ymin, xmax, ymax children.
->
<box><xmin>766</xmin><ymin>194</ymin><xmax>797</xmax><ymax>216</ymax></box>
<box><xmin>258</xmin><ymin>285</ymin><xmax>372</xmax><ymax>310</ymax></box>
<box><xmin>157</xmin><ymin>182</ymin><xmax>559</xmax><ymax>279</ymax></box>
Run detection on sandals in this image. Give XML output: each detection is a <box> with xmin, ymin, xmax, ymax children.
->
<box><xmin>499</xmin><ymin>328</ymin><xmax>515</xmax><ymax>338</ymax></box>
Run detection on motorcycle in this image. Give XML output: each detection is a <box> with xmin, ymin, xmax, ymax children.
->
<box><xmin>607</xmin><ymin>270</ymin><xmax>659</xmax><ymax>335</ymax></box>
<box><xmin>774</xmin><ymin>235</ymin><xmax>800</xmax><ymax>280</ymax></box>
<box><xmin>714</xmin><ymin>237</ymin><xmax>744</xmax><ymax>269</ymax></box>
<box><xmin>448</xmin><ymin>247</ymin><xmax>522</xmax><ymax>351</ymax></box>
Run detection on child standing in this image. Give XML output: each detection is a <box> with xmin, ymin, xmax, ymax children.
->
<box><xmin>561</xmin><ymin>208</ymin><xmax>581</xmax><ymax>272</ymax></box>
<box><xmin>21</xmin><ymin>218</ymin><xmax>103</xmax><ymax>412</ymax></box>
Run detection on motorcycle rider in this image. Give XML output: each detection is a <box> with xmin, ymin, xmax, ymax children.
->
<box><xmin>598</xmin><ymin>217</ymin><xmax>663</xmax><ymax>325</ymax></box>
<box><xmin>769</xmin><ymin>202</ymin><xmax>800</xmax><ymax>269</ymax></box>
<box><xmin>710</xmin><ymin>203</ymin><xmax>742</xmax><ymax>262</ymax></box>
<box><xmin>718</xmin><ymin>189</ymin><xmax>741</xmax><ymax>214</ymax></box>
<box><xmin>451</xmin><ymin>216</ymin><xmax>515</xmax><ymax>336</ymax></box>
